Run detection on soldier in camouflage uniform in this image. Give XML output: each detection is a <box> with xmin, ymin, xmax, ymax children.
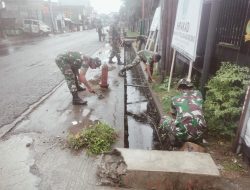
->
<box><xmin>119</xmin><ymin>50</ymin><xmax>161</xmax><ymax>82</ymax></box>
<box><xmin>55</xmin><ymin>51</ymin><xmax>101</xmax><ymax>105</ymax></box>
<box><xmin>109</xmin><ymin>25</ymin><xmax>123</xmax><ymax>65</ymax></box>
<box><xmin>159</xmin><ymin>79</ymin><xmax>206</xmax><ymax>148</ymax></box>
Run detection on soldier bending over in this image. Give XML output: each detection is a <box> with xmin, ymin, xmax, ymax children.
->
<box><xmin>119</xmin><ymin>50</ymin><xmax>161</xmax><ymax>82</ymax></box>
<box><xmin>56</xmin><ymin>51</ymin><xmax>101</xmax><ymax>105</ymax></box>
<box><xmin>159</xmin><ymin>79</ymin><xmax>207</xmax><ymax>149</ymax></box>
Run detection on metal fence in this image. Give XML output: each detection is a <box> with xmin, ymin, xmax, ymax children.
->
<box><xmin>216</xmin><ymin>0</ymin><xmax>250</xmax><ymax>48</ymax></box>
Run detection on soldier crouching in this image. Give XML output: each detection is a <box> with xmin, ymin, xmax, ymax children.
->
<box><xmin>159</xmin><ymin>79</ymin><xmax>207</xmax><ymax>149</ymax></box>
<box><xmin>55</xmin><ymin>51</ymin><xmax>101</xmax><ymax>105</ymax></box>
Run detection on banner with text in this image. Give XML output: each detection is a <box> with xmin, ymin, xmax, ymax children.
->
<box><xmin>171</xmin><ymin>0</ymin><xmax>204</xmax><ymax>61</ymax></box>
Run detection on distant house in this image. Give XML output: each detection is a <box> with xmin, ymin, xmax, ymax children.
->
<box><xmin>1</xmin><ymin>0</ymin><xmax>45</xmax><ymax>32</ymax></box>
<box><xmin>53</xmin><ymin>4</ymin><xmax>87</xmax><ymax>32</ymax></box>
<box><xmin>0</xmin><ymin>0</ymin><xmax>93</xmax><ymax>34</ymax></box>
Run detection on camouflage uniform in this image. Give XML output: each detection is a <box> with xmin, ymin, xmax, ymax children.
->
<box><xmin>55</xmin><ymin>51</ymin><xmax>89</xmax><ymax>93</ymax></box>
<box><xmin>160</xmin><ymin>90</ymin><xmax>206</xmax><ymax>144</ymax></box>
<box><xmin>119</xmin><ymin>50</ymin><xmax>154</xmax><ymax>77</ymax></box>
<box><xmin>109</xmin><ymin>26</ymin><xmax>122</xmax><ymax>63</ymax></box>
<box><xmin>97</xmin><ymin>24</ymin><xmax>103</xmax><ymax>42</ymax></box>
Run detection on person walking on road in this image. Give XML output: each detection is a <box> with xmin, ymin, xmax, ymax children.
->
<box><xmin>109</xmin><ymin>25</ymin><xmax>123</xmax><ymax>65</ymax></box>
<box><xmin>97</xmin><ymin>22</ymin><xmax>103</xmax><ymax>42</ymax></box>
<box><xmin>56</xmin><ymin>51</ymin><xmax>101</xmax><ymax>105</ymax></box>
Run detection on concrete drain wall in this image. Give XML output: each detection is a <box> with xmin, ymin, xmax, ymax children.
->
<box><xmin>97</xmin><ymin>45</ymin><xmax>223</xmax><ymax>190</ymax></box>
<box><xmin>97</xmin><ymin>148</ymin><xmax>221</xmax><ymax>190</ymax></box>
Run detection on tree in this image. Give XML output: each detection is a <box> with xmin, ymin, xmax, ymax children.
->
<box><xmin>120</xmin><ymin>0</ymin><xmax>141</xmax><ymax>31</ymax></box>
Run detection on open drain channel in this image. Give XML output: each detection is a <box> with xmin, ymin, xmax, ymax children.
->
<box><xmin>124</xmin><ymin>45</ymin><xmax>161</xmax><ymax>150</ymax></box>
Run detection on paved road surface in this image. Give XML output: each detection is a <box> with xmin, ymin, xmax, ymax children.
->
<box><xmin>0</xmin><ymin>30</ymin><xmax>103</xmax><ymax>128</ymax></box>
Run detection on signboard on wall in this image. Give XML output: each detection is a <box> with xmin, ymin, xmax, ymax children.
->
<box><xmin>171</xmin><ymin>0</ymin><xmax>204</xmax><ymax>61</ymax></box>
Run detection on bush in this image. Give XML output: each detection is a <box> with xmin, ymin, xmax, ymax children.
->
<box><xmin>204</xmin><ymin>62</ymin><xmax>250</xmax><ymax>138</ymax></box>
<box><xmin>68</xmin><ymin>122</ymin><xmax>117</xmax><ymax>155</ymax></box>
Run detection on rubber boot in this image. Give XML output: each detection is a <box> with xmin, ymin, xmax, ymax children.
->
<box><xmin>72</xmin><ymin>92</ymin><xmax>87</xmax><ymax>105</ymax></box>
<box><xmin>76</xmin><ymin>84</ymin><xmax>86</xmax><ymax>92</ymax></box>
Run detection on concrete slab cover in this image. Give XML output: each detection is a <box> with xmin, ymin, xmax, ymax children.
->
<box><xmin>117</xmin><ymin>148</ymin><xmax>220</xmax><ymax>176</ymax></box>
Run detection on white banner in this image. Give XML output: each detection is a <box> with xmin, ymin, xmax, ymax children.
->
<box><xmin>150</xmin><ymin>7</ymin><xmax>161</xmax><ymax>31</ymax></box>
<box><xmin>171</xmin><ymin>0</ymin><xmax>204</xmax><ymax>61</ymax></box>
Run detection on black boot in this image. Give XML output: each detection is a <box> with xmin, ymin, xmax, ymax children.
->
<box><xmin>76</xmin><ymin>84</ymin><xmax>86</xmax><ymax>92</ymax></box>
<box><xmin>72</xmin><ymin>92</ymin><xmax>87</xmax><ymax>105</ymax></box>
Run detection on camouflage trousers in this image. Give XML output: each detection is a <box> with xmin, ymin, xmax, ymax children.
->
<box><xmin>159</xmin><ymin>115</ymin><xmax>205</xmax><ymax>146</ymax></box>
<box><xmin>55</xmin><ymin>56</ymin><xmax>78</xmax><ymax>93</ymax></box>
<box><xmin>118</xmin><ymin>55</ymin><xmax>141</xmax><ymax>77</ymax></box>
<box><xmin>109</xmin><ymin>46</ymin><xmax>121</xmax><ymax>61</ymax></box>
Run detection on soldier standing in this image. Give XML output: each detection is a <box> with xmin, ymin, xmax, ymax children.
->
<box><xmin>55</xmin><ymin>51</ymin><xmax>101</xmax><ymax>105</ymax></box>
<box><xmin>109</xmin><ymin>25</ymin><xmax>123</xmax><ymax>65</ymax></box>
<box><xmin>159</xmin><ymin>79</ymin><xmax>206</xmax><ymax>148</ymax></box>
<box><xmin>97</xmin><ymin>22</ymin><xmax>103</xmax><ymax>42</ymax></box>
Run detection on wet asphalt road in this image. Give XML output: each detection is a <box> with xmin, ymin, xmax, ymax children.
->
<box><xmin>0</xmin><ymin>30</ymin><xmax>103</xmax><ymax>128</ymax></box>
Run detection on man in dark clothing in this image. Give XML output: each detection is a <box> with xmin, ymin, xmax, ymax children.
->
<box><xmin>97</xmin><ymin>23</ymin><xmax>103</xmax><ymax>42</ymax></box>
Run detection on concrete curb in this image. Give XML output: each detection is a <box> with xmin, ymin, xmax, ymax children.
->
<box><xmin>98</xmin><ymin>148</ymin><xmax>221</xmax><ymax>190</ymax></box>
<box><xmin>131</xmin><ymin>45</ymin><xmax>164</xmax><ymax>119</ymax></box>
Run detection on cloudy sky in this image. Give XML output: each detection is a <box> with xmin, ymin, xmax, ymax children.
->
<box><xmin>51</xmin><ymin>0</ymin><xmax>123</xmax><ymax>14</ymax></box>
<box><xmin>90</xmin><ymin>0</ymin><xmax>123</xmax><ymax>14</ymax></box>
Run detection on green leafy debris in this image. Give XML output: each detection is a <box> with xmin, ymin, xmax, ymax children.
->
<box><xmin>68</xmin><ymin>122</ymin><xmax>117</xmax><ymax>155</ymax></box>
<box><xmin>152</xmin><ymin>78</ymin><xmax>180</xmax><ymax>113</ymax></box>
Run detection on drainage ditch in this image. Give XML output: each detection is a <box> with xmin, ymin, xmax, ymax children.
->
<box><xmin>123</xmin><ymin>45</ymin><xmax>162</xmax><ymax>150</ymax></box>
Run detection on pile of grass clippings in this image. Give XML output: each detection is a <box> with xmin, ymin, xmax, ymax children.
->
<box><xmin>68</xmin><ymin>122</ymin><xmax>117</xmax><ymax>155</ymax></box>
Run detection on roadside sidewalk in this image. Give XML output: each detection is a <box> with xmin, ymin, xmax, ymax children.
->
<box><xmin>0</xmin><ymin>45</ymin><xmax>126</xmax><ymax>190</ymax></box>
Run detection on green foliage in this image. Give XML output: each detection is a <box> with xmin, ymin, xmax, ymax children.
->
<box><xmin>152</xmin><ymin>78</ymin><xmax>180</xmax><ymax>113</ymax></box>
<box><xmin>222</xmin><ymin>160</ymin><xmax>245</xmax><ymax>172</ymax></box>
<box><xmin>204</xmin><ymin>62</ymin><xmax>250</xmax><ymax>138</ymax></box>
<box><xmin>68</xmin><ymin>122</ymin><xmax>117</xmax><ymax>155</ymax></box>
<box><xmin>126</xmin><ymin>31</ymin><xmax>139</xmax><ymax>38</ymax></box>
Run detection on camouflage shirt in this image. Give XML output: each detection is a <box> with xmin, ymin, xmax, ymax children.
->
<box><xmin>161</xmin><ymin>90</ymin><xmax>206</xmax><ymax>142</ymax></box>
<box><xmin>56</xmin><ymin>51</ymin><xmax>90</xmax><ymax>73</ymax></box>
<box><xmin>137</xmin><ymin>50</ymin><xmax>153</xmax><ymax>65</ymax></box>
<box><xmin>110</xmin><ymin>27</ymin><xmax>121</xmax><ymax>48</ymax></box>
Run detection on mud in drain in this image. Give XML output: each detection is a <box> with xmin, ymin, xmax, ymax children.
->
<box><xmin>123</xmin><ymin>46</ymin><xmax>161</xmax><ymax>150</ymax></box>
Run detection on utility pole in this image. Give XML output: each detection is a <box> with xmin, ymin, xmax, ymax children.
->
<box><xmin>141</xmin><ymin>0</ymin><xmax>145</xmax><ymax>35</ymax></box>
<box><xmin>200</xmin><ymin>0</ymin><xmax>221</xmax><ymax>93</ymax></box>
<box><xmin>0</xmin><ymin>0</ymin><xmax>6</xmax><ymax>38</ymax></box>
